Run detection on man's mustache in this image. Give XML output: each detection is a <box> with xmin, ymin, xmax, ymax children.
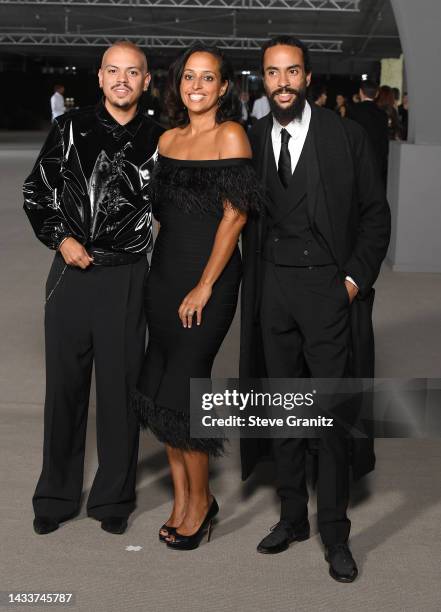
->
<box><xmin>271</xmin><ymin>87</ymin><xmax>299</xmax><ymax>99</ymax></box>
<box><xmin>112</xmin><ymin>84</ymin><xmax>132</xmax><ymax>91</ymax></box>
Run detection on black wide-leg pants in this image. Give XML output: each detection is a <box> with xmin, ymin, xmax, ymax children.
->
<box><xmin>260</xmin><ymin>260</ymin><xmax>352</xmax><ymax>546</ymax></box>
<box><xmin>33</xmin><ymin>253</ymin><xmax>148</xmax><ymax>520</ymax></box>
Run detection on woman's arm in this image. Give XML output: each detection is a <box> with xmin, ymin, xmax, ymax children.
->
<box><xmin>178</xmin><ymin>206</ymin><xmax>247</xmax><ymax>328</ymax></box>
<box><xmin>178</xmin><ymin>122</ymin><xmax>251</xmax><ymax>328</ymax></box>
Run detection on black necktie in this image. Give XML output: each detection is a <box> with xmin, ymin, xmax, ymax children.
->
<box><xmin>278</xmin><ymin>128</ymin><xmax>292</xmax><ymax>188</ymax></box>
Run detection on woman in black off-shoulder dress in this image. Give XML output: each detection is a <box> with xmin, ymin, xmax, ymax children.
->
<box><xmin>132</xmin><ymin>43</ymin><xmax>264</xmax><ymax>550</ymax></box>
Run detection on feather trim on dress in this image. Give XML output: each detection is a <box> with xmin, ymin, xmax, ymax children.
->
<box><xmin>131</xmin><ymin>389</ymin><xmax>225</xmax><ymax>457</ymax></box>
<box><xmin>149</xmin><ymin>159</ymin><xmax>266</xmax><ymax>218</ymax></box>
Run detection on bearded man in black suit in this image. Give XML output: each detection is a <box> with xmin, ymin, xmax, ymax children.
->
<box><xmin>239</xmin><ymin>36</ymin><xmax>391</xmax><ymax>582</ymax></box>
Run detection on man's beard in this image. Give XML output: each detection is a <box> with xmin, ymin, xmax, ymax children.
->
<box><xmin>268</xmin><ymin>85</ymin><xmax>307</xmax><ymax>124</ymax></box>
<box><xmin>112</xmin><ymin>99</ymin><xmax>132</xmax><ymax>109</ymax></box>
<box><xmin>109</xmin><ymin>85</ymin><xmax>135</xmax><ymax>109</ymax></box>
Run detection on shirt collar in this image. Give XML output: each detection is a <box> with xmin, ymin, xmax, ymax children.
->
<box><xmin>272</xmin><ymin>100</ymin><xmax>311</xmax><ymax>141</ymax></box>
<box><xmin>96</xmin><ymin>98</ymin><xmax>145</xmax><ymax>140</ymax></box>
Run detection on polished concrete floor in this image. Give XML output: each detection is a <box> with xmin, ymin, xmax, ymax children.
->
<box><xmin>1</xmin><ymin>140</ymin><xmax>441</xmax><ymax>612</ymax></box>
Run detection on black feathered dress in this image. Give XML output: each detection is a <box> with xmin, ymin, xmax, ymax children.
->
<box><xmin>132</xmin><ymin>154</ymin><xmax>263</xmax><ymax>456</ymax></box>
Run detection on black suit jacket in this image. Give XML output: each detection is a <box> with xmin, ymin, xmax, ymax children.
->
<box><xmin>348</xmin><ymin>101</ymin><xmax>389</xmax><ymax>180</ymax></box>
<box><xmin>239</xmin><ymin>105</ymin><xmax>391</xmax><ymax>480</ymax></box>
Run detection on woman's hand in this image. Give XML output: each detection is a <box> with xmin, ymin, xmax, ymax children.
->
<box><xmin>178</xmin><ymin>283</ymin><xmax>212</xmax><ymax>328</ymax></box>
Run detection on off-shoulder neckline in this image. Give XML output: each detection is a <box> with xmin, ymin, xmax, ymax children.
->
<box><xmin>158</xmin><ymin>153</ymin><xmax>252</xmax><ymax>167</ymax></box>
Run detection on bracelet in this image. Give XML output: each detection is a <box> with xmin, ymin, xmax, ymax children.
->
<box><xmin>57</xmin><ymin>236</ymin><xmax>70</xmax><ymax>250</ymax></box>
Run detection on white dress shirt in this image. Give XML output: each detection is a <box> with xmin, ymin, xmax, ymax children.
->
<box><xmin>251</xmin><ymin>95</ymin><xmax>270</xmax><ymax>120</ymax></box>
<box><xmin>50</xmin><ymin>91</ymin><xmax>65</xmax><ymax>121</ymax></box>
<box><xmin>270</xmin><ymin>101</ymin><xmax>358</xmax><ymax>290</ymax></box>
<box><xmin>271</xmin><ymin>100</ymin><xmax>311</xmax><ymax>173</ymax></box>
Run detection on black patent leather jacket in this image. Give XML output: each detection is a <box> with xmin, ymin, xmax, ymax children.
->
<box><xmin>23</xmin><ymin>100</ymin><xmax>164</xmax><ymax>257</ymax></box>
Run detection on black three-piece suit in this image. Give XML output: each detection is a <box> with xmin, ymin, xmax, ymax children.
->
<box><xmin>239</xmin><ymin>104</ymin><xmax>391</xmax><ymax>544</ymax></box>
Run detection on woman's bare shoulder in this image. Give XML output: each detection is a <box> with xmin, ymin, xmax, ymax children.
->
<box><xmin>158</xmin><ymin>127</ymin><xmax>182</xmax><ymax>155</ymax></box>
<box><xmin>216</xmin><ymin>121</ymin><xmax>252</xmax><ymax>159</ymax></box>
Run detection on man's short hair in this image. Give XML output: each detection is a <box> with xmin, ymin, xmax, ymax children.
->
<box><xmin>101</xmin><ymin>40</ymin><xmax>148</xmax><ymax>72</ymax></box>
<box><xmin>260</xmin><ymin>35</ymin><xmax>311</xmax><ymax>76</ymax></box>
<box><xmin>360</xmin><ymin>79</ymin><xmax>379</xmax><ymax>99</ymax></box>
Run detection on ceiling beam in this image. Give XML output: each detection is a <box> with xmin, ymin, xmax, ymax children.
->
<box><xmin>0</xmin><ymin>0</ymin><xmax>360</xmax><ymax>11</ymax></box>
<box><xmin>0</xmin><ymin>32</ymin><xmax>343</xmax><ymax>51</ymax></box>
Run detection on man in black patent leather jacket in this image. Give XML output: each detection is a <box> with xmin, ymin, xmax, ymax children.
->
<box><xmin>23</xmin><ymin>41</ymin><xmax>164</xmax><ymax>536</ymax></box>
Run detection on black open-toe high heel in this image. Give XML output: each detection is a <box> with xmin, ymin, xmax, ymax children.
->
<box><xmin>166</xmin><ymin>497</ymin><xmax>219</xmax><ymax>551</ymax></box>
<box><xmin>159</xmin><ymin>524</ymin><xmax>178</xmax><ymax>542</ymax></box>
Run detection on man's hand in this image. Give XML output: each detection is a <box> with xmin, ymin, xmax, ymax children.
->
<box><xmin>59</xmin><ymin>237</ymin><xmax>93</xmax><ymax>269</ymax></box>
<box><xmin>344</xmin><ymin>279</ymin><xmax>359</xmax><ymax>304</ymax></box>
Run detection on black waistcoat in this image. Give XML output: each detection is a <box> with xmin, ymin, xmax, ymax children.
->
<box><xmin>262</xmin><ymin>129</ymin><xmax>333</xmax><ymax>266</ymax></box>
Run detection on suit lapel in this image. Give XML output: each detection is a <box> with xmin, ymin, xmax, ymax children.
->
<box><xmin>248</xmin><ymin>115</ymin><xmax>273</xmax><ymax>319</ymax></box>
<box><xmin>260</xmin><ymin>114</ymin><xmax>273</xmax><ymax>188</ymax></box>
<box><xmin>247</xmin><ymin>115</ymin><xmax>272</xmax><ymax>269</ymax></box>
<box><xmin>255</xmin><ymin>116</ymin><xmax>273</xmax><ymax>254</ymax></box>
<box><xmin>307</xmin><ymin>108</ymin><xmax>339</xmax><ymax>263</ymax></box>
<box><xmin>306</xmin><ymin>114</ymin><xmax>321</xmax><ymax>225</ymax></box>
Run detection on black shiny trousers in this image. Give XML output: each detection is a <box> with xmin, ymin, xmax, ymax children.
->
<box><xmin>260</xmin><ymin>261</ymin><xmax>352</xmax><ymax>546</ymax></box>
<box><xmin>32</xmin><ymin>254</ymin><xmax>148</xmax><ymax>520</ymax></box>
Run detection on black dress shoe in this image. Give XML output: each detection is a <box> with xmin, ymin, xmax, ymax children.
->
<box><xmin>325</xmin><ymin>543</ymin><xmax>358</xmax><ymax>582</ymax></box>
<box><xmin>257</xmin><ymin>520</ymin><xmax>310</xmax><ymax>554</ymax></box>
<box><xmin>33</xmin><ymin>516</ymin><xmax>59</xmax><ymax>535</ymax></box>
<box><xmin>100</xmin><ymin>517</ymin><xmax>128</xmax><ymax>535</ymax></box>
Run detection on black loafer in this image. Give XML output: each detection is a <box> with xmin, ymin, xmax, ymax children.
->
<box><xmin>33</xmin><ymin>516</ymin><xmax>60</xmax><ymax>535</ymax></box>
<box><xmin>101</xmin><ymin>517</ymin><xmax>128</xmax><ymax>535</ymax></box>
<box><xmin>257</xmin><ymin>520</ymin><xmax>310</xmax><ymax>554</ymax></box>
<box><xmin>325</xmin><ymin>543</ymin><xmax>358</xmax><ymax>583</ymax></box>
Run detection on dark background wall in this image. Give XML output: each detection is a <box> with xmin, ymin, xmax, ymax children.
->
<box><xmin>0</xmin><ymin>59</ymin><xmax>380</xmax><ymax>130</ymax></box>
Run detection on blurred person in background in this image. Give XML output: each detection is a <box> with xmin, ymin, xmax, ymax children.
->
<box><xmin>239</xmin><ymin>90</ymin><xmax>252</xmax><ymax>129</ymax></box>
<box><xmin>50</xmin><ymin>84</ymin><xmax>65</xmax><ymax>121</ymax></box>
<box><xmin>377</xmin><ymin>85</ymin><xmax>401</xmax><ymax>140</ymax></box>
<box><xmin>335</xmin><ymin>93</ymin><xmax>348</xmax><ymax>118</ymax></box>
<box><xmin>392</xmin><ymin>87</ymin><xmax>400</xmax><ymax>111</ymax></box>
<box><xmin>311</xmin><ymin>82</ymin><xmax>327</xmax><ymax>107</ymax></box>
<box><xmin>398</xmin><ymin>92</ymin><xmax>409</xmax><ymax>140</ymax></box>
<box><xmin>251</xmin><ymin>90</ymin><xmax>270</xmax><ymax>121</ymax></box>
<box><xmin>349</xmin><ymin>80</ymin><xmax>389</xmax><ymax>186</ymax></box>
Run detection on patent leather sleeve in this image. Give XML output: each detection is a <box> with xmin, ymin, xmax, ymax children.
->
<box><xmin>23</xmin><ymin>121</ymin><xmax>73</xmax><ymax>250</ymax></box>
